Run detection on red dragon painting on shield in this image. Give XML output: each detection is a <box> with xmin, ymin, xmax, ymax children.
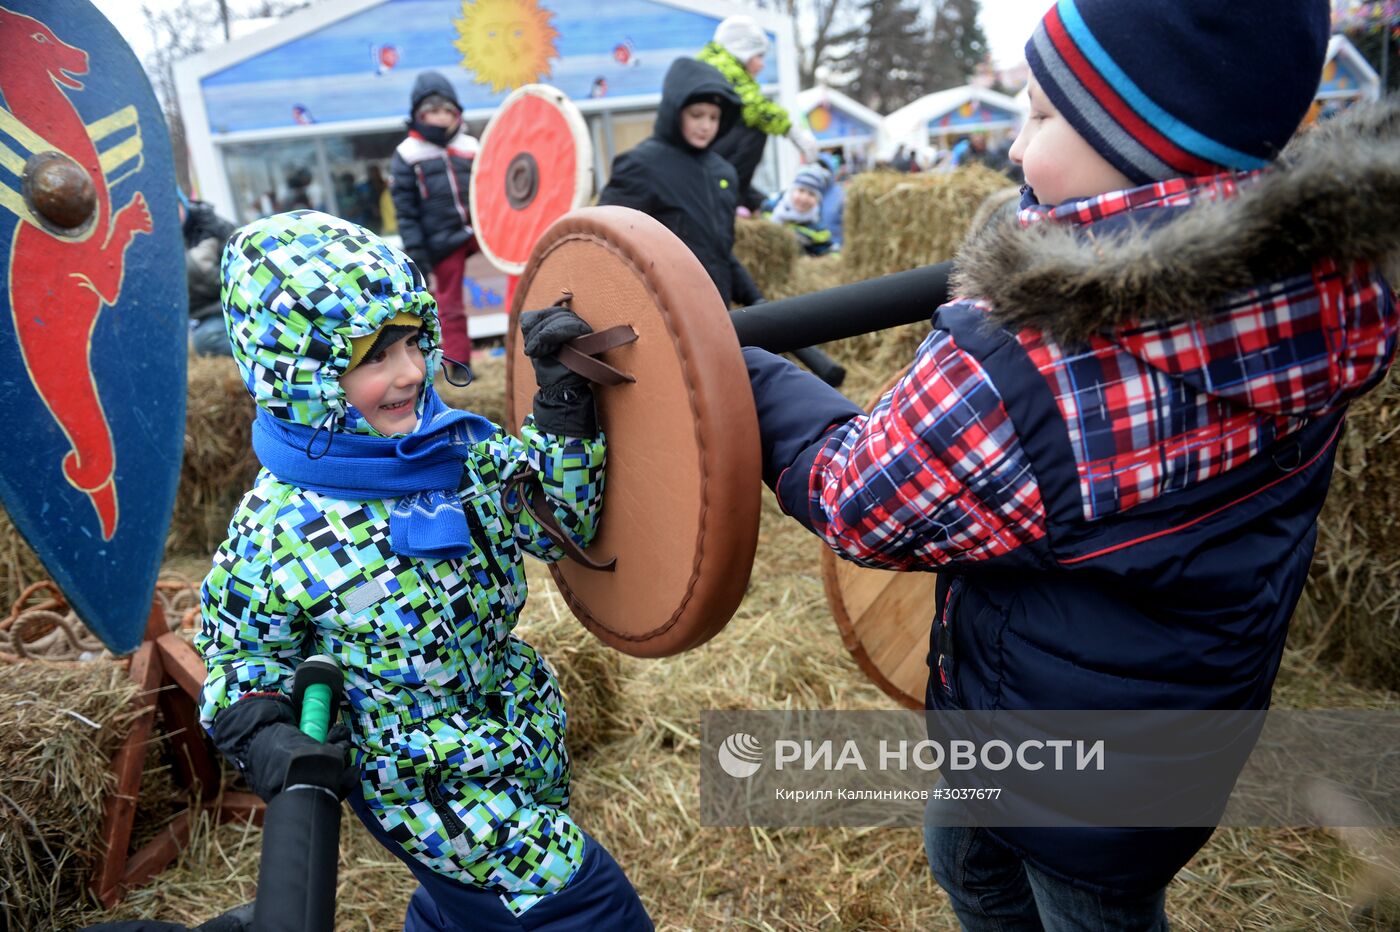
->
<box><xmin>1</xmin><ymin>6</ymin><xmax>152</xmax><ymax>539</ymax></box>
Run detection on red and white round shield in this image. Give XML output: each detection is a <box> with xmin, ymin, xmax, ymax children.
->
<box><xmin>470</xmin><ymin>84</ymin><xmax>593</xmax><ymax>276</ymax></box>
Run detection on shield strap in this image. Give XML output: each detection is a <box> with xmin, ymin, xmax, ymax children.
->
<box><xmin>503</xmin><ymin>471</ymin><xmax>617</xmax><ymax>571</ymax></box>
<box><xmin>505</xmin><ymin>317</ymin><xmax>637</xmax><ymax>570</ymax></box>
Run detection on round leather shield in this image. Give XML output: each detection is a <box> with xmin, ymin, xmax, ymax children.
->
<box><xmin>506</xmin><ymin>206</ymin><xmax>761</xmax><ymax>657</ymax></box>
<box><xmin>821</xmin><ymin>369</ymin><xmax>936</xmax><ymax>710</ymax></box>
<box><xmin>470</xmin><ymin>85</ymin><xmax>592</xmax><ymax>276</ymax></box>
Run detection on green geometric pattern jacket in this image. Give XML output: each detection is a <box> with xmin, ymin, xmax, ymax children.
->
<box><xmin>197</xmin><ymin>211</ymin><xmax>603</xmax><ymax>917</ymax></box>
<box><xmin>698</xmin><ymin>41</ymin><xmax>793</xmax><ymax>135</ymax></box>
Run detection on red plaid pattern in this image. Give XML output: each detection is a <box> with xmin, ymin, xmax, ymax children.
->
<box><xmin>1016</xmin><ymin>171</ymin><xmax>1257</xmax><ymax>227</ymax></box>
<box><xmin>1017</xmin><ymin>176</ymin><xmax>1397</xmax><ymax>521</ymax></box>
<box><xmin>804</xmin><ymin>169</ymin><xmax>1396</xmax><ymax>555</ymax></box>
<box><xmin>805</xmin><ymin>329</ymin><xmax>1048</xmax><ymax>568</ymax></box>
<box><xmin>1018</xmin><ymin>329</ymin><xmax>1300</xmax><ymax>519</ymax></box>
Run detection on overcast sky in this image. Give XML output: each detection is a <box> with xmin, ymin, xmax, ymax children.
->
<box><xmin>980</xmin><ymin>0</ymin><xmax>1051</xmax><ymax>67</ymax></box>
<box><xmin>90</xmin><ymin>0</ymin><xmax>1049</xmax><ymax>73</ymax></box>
<box><xmin>90</xmin><ymin>0</ymin><xmax>171</xmax><ymax>61</ymax></box>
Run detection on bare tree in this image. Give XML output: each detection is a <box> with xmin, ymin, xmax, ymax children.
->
<box><xmin>140</xmin><ymin>0</ymin><xmax>311</xmax><ymax>191</ymax></box>
<box><xmin>828</xmin><ymin>0</ymin><xmax>988</xmax><ymax>111</ymax></box>
<box><xmin>141</xmin><ymin>2</ymin><xmax>222</xmax><ymax>191</ymax></box>
<box><xmin>750</xmin><ymin>0</ymin><xmax>864</xmax><ymax>87</ymax></box>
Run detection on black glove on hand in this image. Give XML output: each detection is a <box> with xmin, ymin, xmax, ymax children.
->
<box><xmin>519</xmin><ymin>305</ymin><xmax>597</xmax><ymax>438</ymax></box>
<box><xmin>212</xmin><ymin>696</ymin><xmax>353</xmax><ymax>802</ymax></box>
<box><xmin>324</xmin><ymin>722</ymin><xmax>360</xmax><ymax>800</ymax></box>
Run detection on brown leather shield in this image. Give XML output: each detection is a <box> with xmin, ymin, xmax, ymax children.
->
<box><xmin>506</xmin><ymin>206</ymin><xmax>761</xmax><ymax>657</ymax></box>
<box><xmin>821</xmin><ymin>369</ymin><xmax>936</xmax><ymax>709</ymax></box>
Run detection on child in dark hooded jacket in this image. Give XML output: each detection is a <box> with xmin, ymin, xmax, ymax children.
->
<box><xmin>598</xmin><ymin>57</ymin><xmax>763</xmax><ymax>308</ymax></box>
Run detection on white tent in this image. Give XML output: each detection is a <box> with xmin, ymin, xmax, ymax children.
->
<box><xmin>882</xmin><ymin>85</ymin><xmax>1026</xmax><ymax>159</ymax></box>
<box><xmin>1315</xmin><ymin>34</ymin><xmax>1382</xmax><ymax>120</ymax></box>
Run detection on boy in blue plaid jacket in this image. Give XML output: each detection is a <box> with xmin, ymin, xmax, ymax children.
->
<box><xmin>744</xmin><ymin>0</ymin><xmax>1400</xmax><ymax>927</ymax></box>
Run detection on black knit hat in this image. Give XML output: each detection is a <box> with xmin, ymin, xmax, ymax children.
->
<box><xmin>409</xmin><ymin>71</ymin><xmax>462</xmax><ymax>117</ymax></box>
<box><xmin>1026</xmin><ymin>0</ymin><xmax>1330</xmax><ymax>184</ymax></box>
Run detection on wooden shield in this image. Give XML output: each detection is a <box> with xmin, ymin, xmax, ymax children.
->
<box><xmin>470</xmin><ymin>85</ymin><xmax>593</xmax><ymax>276</ymax></box>
<box><xmin>822</xmin><ymin>369</ymin><xmax>937</xmax><ymax>710</ymax></box>
<box><xmin>0</xmin><ymin>1</ymin><xmax>185</xmax><ymax>654</ymax></box>
<box><xmin>506</xmin><ymin>207</ymin><xmax>761</xmax><ymax>657</ymax></box>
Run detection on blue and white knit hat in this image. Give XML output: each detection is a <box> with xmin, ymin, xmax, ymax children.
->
<box><xmin>793</xmin><ymin>165</ymin><xmax>831</xmax><ymax>197</ymax></box>
<box><xmin>1025</xmin><ymin>0</ymin><xmax>1330</xmax><ymax>185</ymax></box>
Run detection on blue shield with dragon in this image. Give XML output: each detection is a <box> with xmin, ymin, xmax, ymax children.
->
<box><xmin>0</xmin><ymin>0</ymin><xmax>186</xmax><ymax>653</ymax></box>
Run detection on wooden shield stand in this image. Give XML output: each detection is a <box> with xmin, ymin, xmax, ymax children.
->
<box><xmin>821</xmin><ymin>370</ymin><xmax>937</xmax><ymax>710</ymax></box>
<box><xmin>94</xmin><ymin>598</ymin><xmax>262</xmax><ymax>907</ymax></box>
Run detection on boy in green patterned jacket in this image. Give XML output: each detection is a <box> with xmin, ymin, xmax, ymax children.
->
<box><xmin>197</xmin><ymin>210</ymin><xmax>651</xmax><ymax>930</ymax></box>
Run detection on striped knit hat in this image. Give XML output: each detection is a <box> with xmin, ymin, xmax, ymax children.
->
<box><xmin>1025</xmin><ymin>0</ymin><xmax>1330</xmax><ymax>185</ymax></box>
<box><xmin>793</xmin><ymin>165</ymin><xmax>831</xmax><ymax>196</ymax></box>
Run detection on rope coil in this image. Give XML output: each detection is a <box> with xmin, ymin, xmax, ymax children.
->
<box><xmin>0</xmin><ymin>576</ymin><xmax>201</xmax><ymax>662</ymax></box>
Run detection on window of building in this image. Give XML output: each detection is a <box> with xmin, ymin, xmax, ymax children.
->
<box><xmin>221</xmin><ymin>129</ymin><xmax>401</xmax><ymax>234</ymax></box>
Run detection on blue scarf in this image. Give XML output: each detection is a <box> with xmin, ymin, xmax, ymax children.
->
<box><xmin>252</xmin><ymin>389</ymin><xmax>495</xmax><ymax>560</ymax></box>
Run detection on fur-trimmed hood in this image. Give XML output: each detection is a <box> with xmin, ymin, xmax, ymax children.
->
<box><xmin>955</xmin><ymin>97</ymin><xmax>1400</xmax><ymax>345</ymax></box>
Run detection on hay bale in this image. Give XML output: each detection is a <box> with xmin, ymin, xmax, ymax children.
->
<box><xmin>767</xmin><ymin>251</ymin><xmax>853</xmax><ymax>304</ymax></box>
<box><xmin>0</xmin><ymin>659</ymin><xmax>140</xmax><ymax>929</ymax></box>
<box><xmin>1291</xmin><ymin>364</ymin><xmax>1400</xmax><ymax>690</ymax></box>
<box><xmin>734</xmin><ymin>217</ymin><xmax>800</xmax><ymax>301</ymax></box>
<box><xmin>171</xmin><ymin>355</ymin><xmax>260</xmax><ymax>556</ymax></box>
<box><xmin>434</xmin><ymin>349</ymin><xmax>509</xmax><ymax>426</ymax></box>
<box><xmin>61</xmin><ymin>484</ymin><xmax>1400</xmax><ymax>931</ymax></box>
<box><xmin>73</xmin><ymin>807</ymin><xmax>414</xmax><ymax>930</ymax></box>
<box><xmin>0</xmin><ymin>508</ymin><xmax>48</xmax><ymax>615</ymax></box>
<box><xmin>843</xmin><ymin>166</ymin><xmax>1012</xmax><ymax>282</ymax></box>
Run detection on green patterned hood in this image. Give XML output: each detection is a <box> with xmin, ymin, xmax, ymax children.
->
<box><xmin>221</xmin><ymin>210</ymin><xmax>441</xmax><ymax>434</ymax></box>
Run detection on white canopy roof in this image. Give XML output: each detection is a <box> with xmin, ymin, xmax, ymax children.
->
<box><xmin>883</xmin><ymin>85</ymin><xmax>1027</xmax><ymax>153</ymax></box>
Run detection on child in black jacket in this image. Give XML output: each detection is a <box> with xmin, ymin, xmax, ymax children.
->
<box><xmin>598</xmin><ymin>57</ymin><xmax>762</xmax><ymax>308</ymax></box>
<box><xmin>389</xmin><ymin>71</ymin><xmax>479</xmax><ymax>378</ymax></box>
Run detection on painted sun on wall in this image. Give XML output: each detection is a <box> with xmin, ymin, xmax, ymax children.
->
<box><xmin>453</xmin><ymin>0</ymin><xmax>560</xmax><ymax>93</ymax></box>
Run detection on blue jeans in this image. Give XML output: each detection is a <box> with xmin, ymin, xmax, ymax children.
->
<box><xmin>925</xmin><ymin>800</ymin><xmax>1169</xmax><ymax>931</ymax></box>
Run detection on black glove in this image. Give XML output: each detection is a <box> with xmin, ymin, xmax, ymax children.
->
<box><xmin>323</xmin><ymin>722</ymin><xmax>360</xmax><ymax>800</ymax></box>
<box><xmin>212</xmin><ymin>696</ymin><xmax>354</xmax><ymax>802</ymax></box>
<box><xmin>519</xmin><ymin>305</ymin><xmax>597</xmax><ymax>437</ymax></box>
